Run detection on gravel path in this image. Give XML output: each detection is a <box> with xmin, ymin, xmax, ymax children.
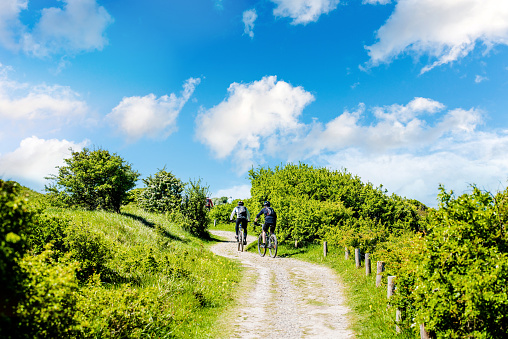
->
<box><xmin>210</xmin><ymin>230</ymin><xmax>355</xmax><ymax>339</ymax></box>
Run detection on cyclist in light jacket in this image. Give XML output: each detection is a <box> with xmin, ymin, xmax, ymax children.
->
<box><xmin>230</xmin><ymin>201</ymin><xmax>250</xmax><ymax>244</ymax></box>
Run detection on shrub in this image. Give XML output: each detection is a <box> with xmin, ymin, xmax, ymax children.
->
<box><xmin>0</xmin><ymin>180</ymin><xmax>32</xmax><ymax>335</ymax></box>
<box><xmin>16</xmin><ymin>246</ymin><xmax>81</xmax><ymax>338</ymax></box>
<box><xmin>181</xmin><ymin>179</ymin><xmax>210</xmax><ymax>237</ymax></box>
<box><xmin>45</xmin><ymin>148</ymin><xmax>140</xmax><ymax>213</ymax></box>
<box><xmin>138</xmin><ymin>168</ymin><xmax>184</xmax><ymax>213</ymax></box>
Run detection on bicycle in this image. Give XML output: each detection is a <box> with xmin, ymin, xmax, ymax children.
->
<box><xmin>254</xmin><ymin>222</ymin><xmax>277</xmax><ymax>258</ymax></box>
<box><xmin>231</xmin><ymin>220</ymin><xmax>247</xmax><ymax>252</ymax></box>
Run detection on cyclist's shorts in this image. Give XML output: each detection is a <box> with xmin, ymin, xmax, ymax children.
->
<box><xmin>262</xmin><ymin>223</ymin><xmax>276</xmax><ymax>233</ymax></box>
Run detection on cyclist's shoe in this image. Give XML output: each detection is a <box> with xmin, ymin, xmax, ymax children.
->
<box><xmin>235</xmin><ymin>235</ymin><xmax>238</xmax><ymax>241</ymax></box>
<box><xmin>243</xmin><ymin>239</ymin><xmax>247</xmax><ymax>245</ymax></box>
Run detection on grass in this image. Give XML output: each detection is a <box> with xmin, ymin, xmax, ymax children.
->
<box><xmin>37</xmin><ymin>205</ymin><xmax>243</xmax><ymax>338</ymax></box>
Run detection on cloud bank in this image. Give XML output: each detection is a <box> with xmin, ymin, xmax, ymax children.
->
<box><xmin>107</xmin><ymin>78</ymin><xmax>201</xmax><ymax>141</ymax></box>
<box><xmin>365</xmin><ymin>0</ymin><xmax>508</xmax><ymax>73</ymax></box>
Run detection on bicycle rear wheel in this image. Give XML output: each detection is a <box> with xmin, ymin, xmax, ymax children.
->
<box><xmin>257</xmin><ymin>233</ymin><xmax>266</xmax><ymax>257</ymax></box>
<box><xmin>268</xmin><ymin>234</ymin><xmax>277</xmax><ymax>258</ymax></box>
<box><xmin>238</xmin><ymin>228</ymin><xmax>244</xmax><ymax>252</ymax></box>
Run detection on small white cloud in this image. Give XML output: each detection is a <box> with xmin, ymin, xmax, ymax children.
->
<box><xmin>0</xmin><ymin>136</ymin><xmax>89</xmax><ymax>187</ymax></box>
<box><xmin>243</xmin><ymin>9</ymin><xmax>257</xmax><ymax>39</ymax></box>
<box><xmin>0</xmin><ymin>0</ymin><xmax>27</xmax><ymax>51</ymax></box>
<box><xmin>271</xmin><ymin>0</ymin><xmax>340</xmax><ymax>25</ymax></box>
<box><xmin>365</xmin><ymin>0</ymin><xmax>508</xmax><ymax>73</ymax></box>
<box><xmin>107</xmin><ymin>78</ymin><xmax>200</xmax><ymax>141</ymax></box>
<box><xmin>475</xmin><ymin>75</ymin><xmax>489</xmax><ymax>83</ymax></box>
<box><xmin>213</xmin><ymin>184</ymin><xmax>251</xmax><ymax>200</ymax></box>
<box><xmin>195</xmin><ymin>75</ymin><xmax>314</xmax><ymax>172</ymax></box>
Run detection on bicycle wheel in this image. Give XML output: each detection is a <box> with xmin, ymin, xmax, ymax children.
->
<box><xmin>268</xmin><ymin>234</ymin><xmax>277</xmax><ymax>258</ymax></box>
<box><xmin>238</xmin><ymin>228</ymin><xmax>244</xmax><ymax>252</ymax></box>
<box><xmin>257</xmin><ymin>233</ymin><xmax>266</xmax><ymax>257</ymax></box>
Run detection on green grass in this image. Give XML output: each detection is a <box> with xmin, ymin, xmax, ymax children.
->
<box><xmin>38</xmin><ymin>205</ymin><xmax>243</xmax><ymax>338</ymax></box>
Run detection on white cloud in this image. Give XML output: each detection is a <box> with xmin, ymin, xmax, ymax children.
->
<box><xmin>0</xmin><ymin>0</ymin><xmax>27</xmax><ymax>51</ymax></box>
<box><xmin>0</xmin><ymin>0</ymin><xmax>113</xmax><ymax>57</ymax></box>
<box><xmin>195</xmin><ymin>75</ymin><xmax>314</xmax><ymax>172</ymax></box>
<box><xmin>23</xmin><ymin>0</ymin><xmax>113</xmax><ymax>57</ymax></box>
<box><xmin>213</xmin><ymin>184</ymin><xmax>252</xmax><ymax>200</ymax></box>
<box><xmin>0</xmin><ymin>136</ymin><xmax>89</xmax><ymax>187</ymax></box>
<box><xmin>0</xmin><ymin>64</ymin><xmax>88</xmax><ymax>121</ymax></box>
<box><xmin>475</xmin><ymin>75</ymin><xmax>489</xmax><ymax>83</ymax></box>
<box><xmin>365</xmin><ymin>0</ymin><xmax>508</xmax><ymax>73</ymax></box>
<box><xmin>107</xmin><ymin>78</ymin><xmax>201</xmax><ymax>141</ymax></box>
<box><xmin>271</xmin><ymin>0</ymin><xmax>340</xmax><ymax>25</ymax></box>
<box><xmin>243</xmin><ymin>9</ymin><xmax>257</xmax><ymax>38</ymax></box>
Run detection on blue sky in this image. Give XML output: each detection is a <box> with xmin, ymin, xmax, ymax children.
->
<box><xmin>1</xmin><ymin>0</ymin><xmax>508</xmax><ymax>207</ymax></box>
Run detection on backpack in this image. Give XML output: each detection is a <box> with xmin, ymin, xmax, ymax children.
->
<box><xmin>265</xmin><ymin>207</ymin><xmax>275</xmax><ymax>216</ymax></box>
<box><xmin>237</xmin><ymin>206</ymin><xmax>247</xmax><ymax>219</ymax></box>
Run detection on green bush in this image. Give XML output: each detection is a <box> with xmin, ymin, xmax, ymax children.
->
<box><xmin>138</xmin><ymin>168</ymin><xmax>184</xmax><ymax>213</ymax></box>
<box><xmin>181</xmin><ymin>179</ymin><xmax>210</xmax><ymax>237</ymax></box>
<box><xmin>0</xmin><ymin>180</ymin><xmax>32</xmax><ymax>334</ymax></box>
<box><xmin>45</xmin><ymin>147</ymin><xmax>140</xmax><ymax>213</ymax></box>
<box><xmin>16</xmin><ymin>246</ymin><xmax>81</xmax><ymax>338</ymax></box>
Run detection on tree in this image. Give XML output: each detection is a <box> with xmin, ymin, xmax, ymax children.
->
<box><xmin>46</xmin><ymin>148</ymin><xmax>139</xmax><ymax>213</ymax></box>
<box><xmin>138</xmin><ymin>168</ymin><xmax>184</xmax><ymax>213</ymax></box>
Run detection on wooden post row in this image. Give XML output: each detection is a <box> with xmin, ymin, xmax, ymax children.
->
<box><xmin>376</xmin><ymin>261</ymin><xmax>385</xmax><ymax>287</ymax></box>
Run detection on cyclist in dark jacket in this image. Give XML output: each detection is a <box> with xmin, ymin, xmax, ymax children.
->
<box><xmin>254</xmin><ymin>201</ymin><xmax>277</xmax><ymax>247</ymax></box>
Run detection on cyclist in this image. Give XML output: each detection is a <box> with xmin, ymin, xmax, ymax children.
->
<box><xmin>254</xmin><ymin>201</ymin><xmax>277</xmax><ymax>247</ymax></box>
<box><xmin>230</xmin><ymin>200</ymin><xmax>250</xmax><ymax>245</ymax></box>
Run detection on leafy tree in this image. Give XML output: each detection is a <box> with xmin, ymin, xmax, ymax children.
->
<box><xmin>181</xmin><ymin>179</ymin><xmax>210</xmax><ymax>237</ymax></box>
<box><xmin>46</xmin><ymin>148</ymin><xmax>139</xmax><ymax>213</ymax></box>
<box><xmin>138</xmin><ymin>168</ymin><xmax>184</xmax><ymax>213</ymax></box>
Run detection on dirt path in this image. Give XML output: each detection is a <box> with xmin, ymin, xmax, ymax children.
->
<box><xmin>210</xmin><ymin>230</ymin><xmax>355</xmax><ymax>339</ymax></box>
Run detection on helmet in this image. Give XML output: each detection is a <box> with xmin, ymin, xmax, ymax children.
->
<box><xmin>263</xmin><ymin>201</ymin><xmax>270</xmax><ymax>206</ymax></box>
<box><xmin>238</xmin><ymin>200</ymin><xmax>244</xmax><ymax>206</ymax></box>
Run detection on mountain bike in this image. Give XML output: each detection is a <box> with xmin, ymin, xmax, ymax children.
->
<box><xmin>254</xmin><ymin>222</ymin><xmax>277</xmax><ymax>258</ymax></box>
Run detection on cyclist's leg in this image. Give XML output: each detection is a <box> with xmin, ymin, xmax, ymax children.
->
<box><xmin>235</xmin><ymin>219</ymin><xmax>241</xmax><ymax>239</ymax></box>
<box><xmin>242</xmin><ymin>219</ymin><xmax>248</xmax><ymax>238</ymax></box>
<box><xmin>262</xmin><ymin>223</ymin><xmax>268</xmax><ymax>244</ymax></box>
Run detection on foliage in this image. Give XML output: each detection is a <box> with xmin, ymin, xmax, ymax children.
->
<box><xmin>45</xmin><ymin>147</ymin><xmax>140</xmax><ymax>213</ymax></box>
<box><xmin>138</xmin><ymin>168</ymin><xmax>184</xmax><ymax>213</ymax></box>
<box><xmin>0</xmin><ymin>180</ymin><xmax>32</xmax><ymax>334</ymax></box>
<box><xmin>181</xmin><ymin>179</ymin><xmax>211</xmax><ymax>237</ymax></box>
<box><xmin>410</xmin><ymin>187</ymin><xmax>508</xmax><ymax>338</ymax></box>
<box><xmin>248</xmin><ymin>163</ymin><xmax>422</xmax><ymax>247</ymax></box>
<box><xmin>16</xmin><ymin>246</ymin><xmax>81</xmax><ymax>338</ymax></box>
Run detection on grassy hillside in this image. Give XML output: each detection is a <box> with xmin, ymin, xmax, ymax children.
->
<box><xmin>2</xmin><ymin>182</ymin><xmax>242</xmax><ymax>338</ymax></box>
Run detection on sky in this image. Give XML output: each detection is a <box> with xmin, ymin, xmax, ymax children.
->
<box><xmin>1</xmin><ymin>0</ymin><xmax>508</xmax><ymax>207</ymax></box>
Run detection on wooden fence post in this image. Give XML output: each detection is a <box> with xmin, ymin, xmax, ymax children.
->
<box><xmin>295</xmin><ymin>240</ymin><xmax>298</xmax><ymax>248</ymax></box>
<box><xmin>420</xmin><ymin>324</ymin><xmax>431</xmax><ymax>339</ymax></box>
<box><xmin>355</xmin><ymin>248</ymin><xmax>361</xmax><ymax>268</ymax></box>
<box><xmin>396</xmin><ymin>308</ymin><xmax>401</xmax><ymax>333</ymax></box>
<box><xmin>387</xmin><ymin>276</ymin><xmax>396</xmax><ymax>299</ymax></box>
<box><xmin>365</xmin><ymin>253</ymin><xmax>371</xmax><ymax>276</ymax></box>
<box><xmin>323</xmin><ymin>241</ymin><xmax>328</xmax><ymax>257</ymax></box>
<box><xmin>345</xmin><ymin>247</ymin><xmax>349</xmax><ymax>260</ymax></box>
<box><xmin>214</xmin><ymin>219</ymin><xmax>216</xmax><ymax>227</ymax></box>
<box><xmin>376</xmin><ymin>261</ymin><xmax>385</xmax><ymax>287</ymax></box>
